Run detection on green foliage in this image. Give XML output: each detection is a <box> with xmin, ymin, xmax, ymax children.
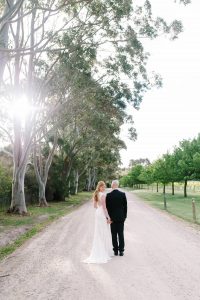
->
<box><xmin>122</xmin><ymin>134</ymin><xmax>200</xmax><ymax>198</ymax></box>
<box><xmin>153</xmin><ymin>158</ymin><xmax>171</xmax><ymax>184</ymax></box>
<box><xmin>24</xmin><ymin>166</ymin><xmax>38</xmax><ymax>204</ymax></box>
<box><xmin>120</xmin><ymin>163</ymin><xmax>145</xmax><ymax>187</ymax></box>
<box><xmin>139</xmin><ymin>164</ymin><xmax>155</xmax><ymax>185</ymax></box>
<box><xmin>0</xmin><ymin>164</ymin><xmax>12</xmax><ymax>199</ymax></box>
<box><xmin>0</xmin><ymin>0</ymin><xmax>192</xmax><ymax>210</ymax></box>
<box><xmin>134</xmin><ymin>189</ymin><xmax>200</xmax><ymax>224</ymax></box>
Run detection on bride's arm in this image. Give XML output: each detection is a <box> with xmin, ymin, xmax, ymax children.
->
<box><xmin>93</xmin><ymin>197</ymin><xmax>97</xmax><ymax>208</ymax></box>
<box><xmin>101</xmin><ymin>194</ymin><xmax>111</xmax><ymax>220</ymax></box>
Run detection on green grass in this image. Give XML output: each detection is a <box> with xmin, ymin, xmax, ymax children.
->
<box><xmin>0</xmin><ymin>192</ymin><xmax>92</xmax><ymax>227</ymax></box>
<box><xmin>0</xmin><ymin>226</ymin><xmax>41</xmax><ymax>260</ymax></box>
<box><xmin>129</xmin><ymin>189</ymin><xmax>200</xmax><ymax>225</ymax></box>
<box><xmin>0</xmin><ymin>192</ymin><xmax>92</xmax><ymax>261</ymax></box>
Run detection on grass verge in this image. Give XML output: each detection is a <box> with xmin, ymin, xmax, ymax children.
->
<box><xmin>0</xmin><ymin>192</ymin><xmax>92</xmax><ymax>261</ymax></box>
<box><xmin>129</xmin><ymin>189</ymin><xmax>200</xmax><ymax>225</ymax></box>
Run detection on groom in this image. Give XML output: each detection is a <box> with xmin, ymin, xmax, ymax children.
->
<box><xmin>106</xmin><ymin>180</ymin><xmax>127</xmax><ymax>256</ymax></box>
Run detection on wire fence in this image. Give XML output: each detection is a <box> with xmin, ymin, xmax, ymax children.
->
<box><xmin>128</xmin><ymin>183</ymin><xmax>200</xmax><ymax>224</ymax></box>
<box><xmin>134</xmin><ymin>182</ymin><xmax>200</xmax><ymax>194</ymax></box>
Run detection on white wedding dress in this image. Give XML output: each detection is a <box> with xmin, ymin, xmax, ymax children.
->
<box><xmin>83</xmin><ymin>192</ymin><xmax>113</xmax><ymax>264</ymax></box>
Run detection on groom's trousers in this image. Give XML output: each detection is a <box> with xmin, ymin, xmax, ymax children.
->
<box><xmin>111</xmin><ymin>222</ymin><xmax>124</xmax><ymax>253</ymax></box>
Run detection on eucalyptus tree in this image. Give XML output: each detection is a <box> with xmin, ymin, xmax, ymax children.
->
<box><xmin>54</xmin><ymin>83</ymin><xmax>126</xmax><ymax>196</ymax></box>
<box><xmin>85</xmin><ymin>135</ymin><xmax>125</xmax><ymax>190</ymax></box>
<box><xmin>0</xmin><ymin>0</ymin><xmax>98</xmax><ymax>213</ymax></box>
<box><xmin>33</xmin><ymin>132</ymin><xmax>58</xmax><ymax>206</ymax></box>
<box><xmin>0</xmin><ymin>0</ymin><xmax>191</xmax><ymax>213</ymax></box>
<box><xmin>129</xmin><ymin>158</ymin><xmax>150</xmax><ymax>168</ymax></box>
<box><xmin>0</xmin><ymin>0</ymin><xmax>25</xmax><ymax>82</ymax></box>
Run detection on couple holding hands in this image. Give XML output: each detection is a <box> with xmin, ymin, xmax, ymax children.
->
<box><xmin>84</xmin><ymin>180</ymin><xmax>127</xmax><ymax>264</ymax></box>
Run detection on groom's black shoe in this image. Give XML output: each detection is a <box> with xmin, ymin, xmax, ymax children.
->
<box><xmin>114</xmin><ymin>251</ymin><xmax>118</xmax><ymax>256</ymax></box>
<box><xmin>119</xmin><ymin>252</ymin><xmax>124</xmax><ymax>256</ymax></box>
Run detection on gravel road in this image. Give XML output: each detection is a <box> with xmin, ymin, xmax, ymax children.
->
<box><xmin>1</xmin><ymin>190</ymin><xmax>200</xmax><ymax>300</ymax></box>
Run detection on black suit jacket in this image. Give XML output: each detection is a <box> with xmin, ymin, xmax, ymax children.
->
<box><xmin>106</xmin><ymin>189</ymin><xmax>127</xmax><ymax>222</ymax></box>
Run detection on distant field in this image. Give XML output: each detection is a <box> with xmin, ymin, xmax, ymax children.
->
<box><xmin>128</xmin><ymin>189</ymin><xmax>200</xmax><ymax>225</ymax></box>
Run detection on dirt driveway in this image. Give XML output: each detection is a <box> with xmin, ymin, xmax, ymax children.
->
<box><xmin>1</xmin><ymin>191</ymin><xmax>200</xmax><ymax>300</ymax></box>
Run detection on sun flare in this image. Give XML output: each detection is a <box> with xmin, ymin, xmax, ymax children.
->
<box><xmin>10</xmin><ymin>95</ymin><xmax>33</xmax><ymax>123</ymax></box>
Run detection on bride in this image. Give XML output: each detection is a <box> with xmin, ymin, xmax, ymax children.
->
<box><xmin>83</xmin><ymin>181</ymin><xmax>113</xmax><ymax>264</ymax></box>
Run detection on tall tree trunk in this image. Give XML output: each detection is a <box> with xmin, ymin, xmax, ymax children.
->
<box><xmin>156</xmin><ymin>182</ymin><xmax>159</xmax><ymax>192</ymax></box>
<box><xmin>172</xmin><ymin>182</ymin><xmax>175</xmax><ymax>195</ymax></box>
<box><xmin>75</xmin><ymin>170</ymin><xmax>79</xmax><ymax>194</ymax></box>
<box><xmin>163</xmin><ymin>183</ymin><xmax>165</xmax><ymax>194</ymax></box>
<box><xmin>34</xmin><ymin>134</ymin><xmax>57</xmax><ymax>207</ymax></box>
<box><xmin>87</xmin><ymin>168</ymin><xmax>92</xmax><ymax>191</ymax></box>
<box><xmin>38</xmin><ymin>181</ymin><xmax>48</xmax><ymax>207</ymax></box>
<box><xmin>163</xmin><ymin>193</ymin><xmax>167</xmax><ymax>210</ymax></box>
<box><xmin>184</xmin><ymin>179</ymin><xmax>187</xmax><ymax>197</ymax></box>
<box><xmin>10</xmin><ymin>115</ymin><xmax>31</xmax><ymax>214</ymax></box>
<box><xmin>0</xmin><ymin>0</ymin><xmax>14</xmax><ymax>82</ymax></box>
<box><xmin>9</xmin><ymin>166</ymin><xmax>27</xmax><ymax>214</ymax></box>
<box><xmin>34</xmin><ymin>152</ymin><xmax>48</xmax><ymax>207</ymax></box>
<box><xmin>68</xmin><ymin>180</ymin><xmax>71</xmax><ymax>196</ymax></box>
<box><xmin>9</xmin><ymin>9</ymin><xmax>29</xmax><ymax>214</ymax></box>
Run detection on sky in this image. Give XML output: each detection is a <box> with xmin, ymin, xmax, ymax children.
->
<box><xmin>120</xmin><ymin>0</ymin><xmax>200</xmax><ymax>167</ymax></box>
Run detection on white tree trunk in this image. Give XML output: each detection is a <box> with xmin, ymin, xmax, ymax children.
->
<box><xmin>34</xmin><ymin>133</ymin><xmax>57</xmax><ymax>206</ymax></box>
<box><xmin>0</xmin><ymin>1</ymin><xmax>11</xmax><ymax>82</ymax></box>
<box><xmin>10</xmin><ymin>165</ymin><xmax>27</xmax><ymax>214</ymax></box>
<box><xmin>38</xmin><ymin>181</ymin><xmax>48</xmax><ymax>207</ymax></box>
<box><xmin>75</xmin><ymin>170</ymin><xmax>79</xmax><ymax>194</ymax></box>
<box><xmin>87</xmin><ymin>168</ymin><xmax>92</xmax><ymax>191</ymax></box>
<box><xmin>8</xmin><ymin>7</ymin><xmax>30</xmax><ymax>214</ymax></box>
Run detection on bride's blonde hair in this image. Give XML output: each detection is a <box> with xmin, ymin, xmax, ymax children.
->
<box><xmin>93</xmin><ymin>181</ymin><xmax>106</xmax><ymax>204</ymax></box>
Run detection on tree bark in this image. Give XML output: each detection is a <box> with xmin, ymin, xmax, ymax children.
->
<box><xmin>38</xmin><ymin>181</ymin><xmax>48</xmax><ymax>207</ymax></box>
<box><xmin>0</xmin><ymin>1</ymin><xmax>12</xmax><ymax>83</ymax></box>
<box><xmin>87</xmin><ymin>168</ymin><xmax>92</xmax><ymax>191</ymax></box>
<box><xmin>184</xmin><ymin>179</ymin><xmax>187</xmax><ymax>197</ymax></box>
<box><xmin>163</xmin><ymin>193</ymin><xmax>167</xmax><ymax>210</ymax></box>
<box><xmin>34</xmin><ymin>133</ymin><xmax>58</xmax><ymax>207</ymax></box>
<box><xmin>9</xmin><ymin>166</ymin><xmax>27</xmax><ymax>214</ymax></box>
<box><xmin>163</xmin><ymin>183</ymin><xmax>165</xmax><ymax>194</ymax></box>
<box><xmin>9</xmin><ymin>9</ymin><xmax>29</xmax><ymax>214</ymax></box>
<box><xmin>75</xmin><ymin>170</ymin><xmax>79</xmax><ymax>194</ymax></box>
<box><xmin>172</xmin><ymin>182</ymin><xmax>175</xmax><ymax>195</ymax></box>
<box><xmin>68</xmin><ymin>180</ymin><xmax>71</xmax><ymax>196</ymax></box>
<box><xmin>157</xmin><ymin>182</ymin><xmax>159</xmax><ymax>192</ymax></box>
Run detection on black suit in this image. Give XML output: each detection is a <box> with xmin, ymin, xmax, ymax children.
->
<box><xmin>106</xmin><ymin>189</ymin><xmax>127</xmax><ymax>253</ymax></box>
